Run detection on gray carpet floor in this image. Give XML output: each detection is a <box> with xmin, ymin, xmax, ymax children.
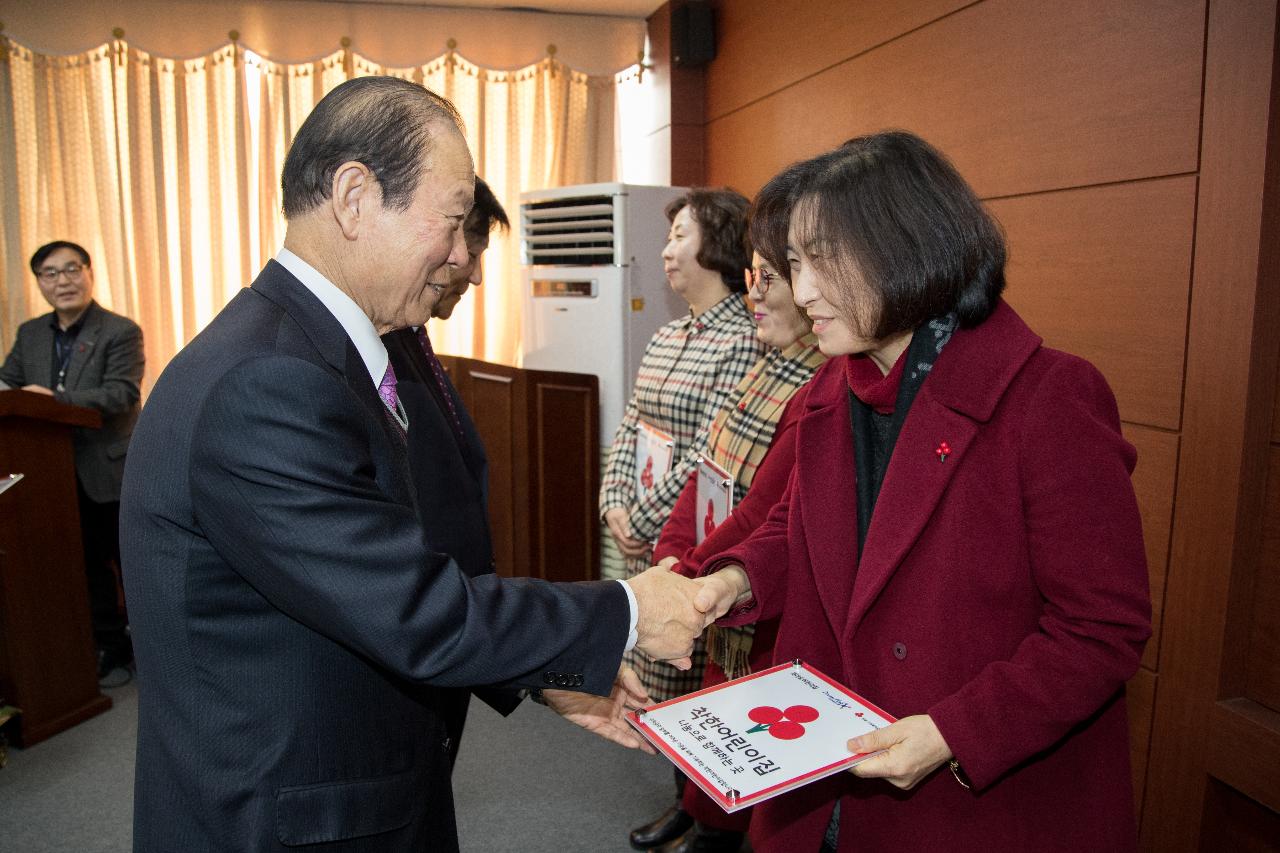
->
<box><xmin>0</xmin><ymin>680</ymin><xmax>685</xmax><ymax>852</ymax></box>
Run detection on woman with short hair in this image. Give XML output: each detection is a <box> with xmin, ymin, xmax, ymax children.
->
<box><xmin>599</xmin><ymin>187</ymin><xmax>764</xmax><ymax>706</ymax></box>
<box><xmin>695</xmin><ymin>131</ymin><xmax>1151</xmax><ymax>852</ymax></box>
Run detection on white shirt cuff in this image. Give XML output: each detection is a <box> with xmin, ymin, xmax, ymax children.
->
<box><xmin>616</xmin><ymin>578</ymin><xmax>639</xmax><ymax>652</ymax></box>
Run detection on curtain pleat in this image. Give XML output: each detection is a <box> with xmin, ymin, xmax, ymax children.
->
<box><xmin>1</xmin><ymin>35</ymin><xmax>622</xmax><ymax>387</ymax></box>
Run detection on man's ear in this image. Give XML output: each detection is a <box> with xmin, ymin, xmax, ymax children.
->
<box><xmin>331</xmin><ymin>161</ymin><xmax>376</xmax><ymax>241</ymax></box>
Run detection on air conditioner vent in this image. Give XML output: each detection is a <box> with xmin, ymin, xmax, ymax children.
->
<box><xmin>521</xmin><ymin>195</ymin><xmax>617</xmax><ymax>266</ymax></box>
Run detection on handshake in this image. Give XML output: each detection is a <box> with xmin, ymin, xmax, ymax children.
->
<box><xmin>624</xmin><ymin>563</ymin><xmax>751</xmax><ymax>669</ymax></box>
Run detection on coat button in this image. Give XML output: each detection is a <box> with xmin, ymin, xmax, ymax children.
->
<box><xmin>892</xmin><ymin>642</ymin><xmax>907</xmax><ymax>660</ymax></box>
<box><xmin>543</xmin><ymin>671</ymin><xmax>557</xmax><ymax>685</ymax></box>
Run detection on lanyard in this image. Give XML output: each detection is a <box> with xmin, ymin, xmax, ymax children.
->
<box><xmin>54</xmin><ymin>335</ymin><xmax>75</xmax><ymax>392</ymax></box>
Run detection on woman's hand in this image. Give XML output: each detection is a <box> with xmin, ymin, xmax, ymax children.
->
<box><xmin>605</xmin><ymin>508</ymin><xmax>651</xmax><ymax>557</ymax></box>
<box><xmin>655</xmin><ymin>556</ymin><xmax>680</xmax><ymax>571</ymax></box>
<box><xmin>691</xmin><ymin>565</ymin><xmax>751</xmax><ymax>621</ymax></box>
<box><xmin>846</xmin><ymin>714</ymin><xmax>953</xmax><ymax>790</ymax></box>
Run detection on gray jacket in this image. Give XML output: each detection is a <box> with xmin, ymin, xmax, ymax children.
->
<box><xmin>0</xmin><ymin>301</ymin><xmax>144</xmax><ymax>502</ymax></box>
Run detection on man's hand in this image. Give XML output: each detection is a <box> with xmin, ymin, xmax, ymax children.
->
<box><xmin>626</xmin><ymin>564</ymin><xmax>710</xmax><ymax>669</ymax></box>
<box><xmin>21</xmin><ymin>384</ymin><xmax>53</xmax><ymax>396</ymax></box>
<box><xmin>846</xmin><ymin>714</ymin><xmax>953</xmax><ymax>790</ymax></box>
<box><xmin>605</xmin><ymin>508</ymin><xmax>651</xmax><ymax>557</ymax></box>
<box><xmin>543</xmin><ymin>666</ymin><xmax>655</xmax><ymax>754</ymax></box>
<box><xmin>691</xmin><ymin>565</ymin><xmax>751</xmax><ymax>622</ymax></box>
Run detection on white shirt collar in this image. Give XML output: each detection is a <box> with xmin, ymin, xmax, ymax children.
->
<box><xmin>275</xmin><ymin>248</ymin><xmax>387</xmax><ymax>390</ymax></box>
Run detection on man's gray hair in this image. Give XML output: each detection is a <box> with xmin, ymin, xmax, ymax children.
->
<box><xmin>281</xmin><ymin>76</ymin><xmax>464</xmax><ymax>219</ymax></box>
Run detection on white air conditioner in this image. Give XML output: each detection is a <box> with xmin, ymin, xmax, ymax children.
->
<box><xmin>520</xmin><ymin>182</ymin><xmax>689</xmax><ymax>443</ymax></box>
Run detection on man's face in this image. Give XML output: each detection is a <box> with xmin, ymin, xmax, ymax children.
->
<box><xmin>430</xmin><ymin>230</ymin><xmax>489</xmax><ymax>320</ymax></box>
<box><xmin>358</xmin><ymin>122</ymin><xmax>475</xmax><ymax>333</ymax></box>
<box><xmin>35</xmin><ymin>247</ymin><xmax>95</xmax><ymax>316</ymax></box>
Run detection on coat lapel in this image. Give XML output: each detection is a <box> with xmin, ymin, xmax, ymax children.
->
<box><xmin>797</xmin><ymin>393</ymin><xmax>861</xmax><ymax>640</ymax></box>
<box><xmin>841</xmin><ymin>300</ymin><xmax>1044</xmax><ymax>639</ymax></box>
<box><xmin>844</xmin><ymin>395</ymin><xmax>977</xmax><ymax>635</ymax></box>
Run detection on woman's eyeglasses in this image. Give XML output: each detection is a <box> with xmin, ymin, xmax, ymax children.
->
<box><xmin>744</xmin><ymin>266</ymin><xmax>782</xmax><ymax>296</ymax></box>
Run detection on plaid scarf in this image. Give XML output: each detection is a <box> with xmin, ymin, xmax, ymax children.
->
<box><xmin>704</xmin><ymin>334</ymin><xmax>825</xmax><ymax>680</ymax></box>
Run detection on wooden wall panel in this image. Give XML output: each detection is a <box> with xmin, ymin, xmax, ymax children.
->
<box><xmin>706</xmin><ymin>0</ymin><xmax>972</xmax><ymax>121</ymax></box>
<box><xmin>705</xmin><ymin>0</ymin><xmax>1204</xmax><ymax>198</ymax></box>
<box><xmin>1246</xmin><ymin>446</ymin><xmax>1280</xmax><ymax>712</ymax></box>
<box><xmin>530</xmin><ymin>377</ymin><xmax>600</xmax><ymax>583</ymax></box>
<box><xmin>1125</xmin><ymin>426</ymin><xmax>1180</xmax><ymax>672</ymax></box>
<box><xmin>993</xmin><ymin>177</ymin><xmax>1196</xmax><ymax>430</ymax></box>
<box><xmin>1142</xmin><ymin>0</ymin><xmax>1280</xmax><ymax>846</ymax></box>
<box><xmin>1201</xmin><ymin>777</ymin><xmax>1280</xmax><ymax>853</ymax></box>
<box><xmin>1273</xmin><ymin>340</ymin><xmax>1280</xmax><ymax>442</ymax></box>
<box><xmin>1128</xmin><ymin>666</ymin><xmax>1157</xmax><ymax>816</ymax></box>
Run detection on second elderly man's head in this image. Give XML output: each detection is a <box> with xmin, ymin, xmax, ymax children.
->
<box><xmin>430</xmin><ymin>178</ymin><xmax>509</xmax><ymax>320</ymax></box>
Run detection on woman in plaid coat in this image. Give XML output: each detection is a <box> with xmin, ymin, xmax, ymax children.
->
<box><xmin>599</xmin><ymin>188</ymin><xmax>763</xmax><ymax>706</ymax></box>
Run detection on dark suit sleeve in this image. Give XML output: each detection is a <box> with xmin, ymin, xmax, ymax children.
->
<box><xmin>0</xmin><ymin>324</ymin><xmax>29</xmax><ymax>387</ymax></box>
<box><xmin>190</xmin><ymin>355</ymin><xmax>629</xmax><ymax>696</ymax></box>
<box><xmin>56</xmin><ymin>319</ymin><xmax>144</xmax><ymax>415</ymax></box>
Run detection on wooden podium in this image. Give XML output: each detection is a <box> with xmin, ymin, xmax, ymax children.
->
<box><xmin>0</xmin><ymin>389</ymin><xmax>112</xmax><ymax>746</ymax></box>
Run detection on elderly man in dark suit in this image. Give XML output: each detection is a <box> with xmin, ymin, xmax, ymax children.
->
<box><xmin>120</xmin><ymin>76</ymin><xmax>709</xmax><ymax>853</ymax></box>
<box><xmin>1</xmin><ymin>240</ymin><xmax>144</xmax><ymax>683</ymax></box>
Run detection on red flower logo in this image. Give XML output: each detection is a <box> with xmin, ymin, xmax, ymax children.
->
<box><xmin>703</xmin><ymin>499</ymin><xmax>716</xmax><ymax>538</ymax></box>
<box><xmin>746</xmin><ymin>705</ymin><xmax>819</xmax><ymax>740</ymax></box>
<box><xmin>641</xmin><ymin>456</ymin><xmax>655</xmax><ymax>489</ymax></box>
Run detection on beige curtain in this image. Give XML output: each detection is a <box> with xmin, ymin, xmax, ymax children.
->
<box><xmin>0</xmin><ymin>35</ymin><xmax>619</xmax><ymax>390</ymax></box>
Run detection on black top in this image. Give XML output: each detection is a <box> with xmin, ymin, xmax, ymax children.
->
<box><xmin>50</xmin><ymin>301</ymin><xmax>95</xmax><ymax>390</ymax></box>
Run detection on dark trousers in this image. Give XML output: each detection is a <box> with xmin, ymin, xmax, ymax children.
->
<box><xmin>77</xmin><ymin>481</ymin><xmax>131</xmax><ymax>662</ymax></box>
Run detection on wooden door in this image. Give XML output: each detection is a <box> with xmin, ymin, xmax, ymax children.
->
<box><xmin>1140</xmin><ymin>2</ymin><xmax>1280</xmax><ymax>848</ymax></box>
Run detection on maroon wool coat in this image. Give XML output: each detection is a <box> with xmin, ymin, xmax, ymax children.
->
<box><xmin>703</xmin><ymin>301</ymin><xmax>1151</xmax><ymax>852</ymax></box>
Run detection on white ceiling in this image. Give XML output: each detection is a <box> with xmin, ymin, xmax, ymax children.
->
<box><xmin>314</xmin><ymin>0</ymin><xmax>664</xmax><ymax>18</ymax></box>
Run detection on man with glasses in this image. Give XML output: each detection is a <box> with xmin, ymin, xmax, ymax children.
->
<box><xmin>0</xmin><ymin>240</ymin><xmax>145</xmax><ymax>686</ymax></box>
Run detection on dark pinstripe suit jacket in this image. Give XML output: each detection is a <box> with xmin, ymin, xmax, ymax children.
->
<box><xmin>121</xmin><ymin>261</ymin><xmax>627</xmax><ymax>852</ymax></box>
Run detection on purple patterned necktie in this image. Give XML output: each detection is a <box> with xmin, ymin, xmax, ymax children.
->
<box><xmin>378</xmin><ymin>362</ymin><xmax>408</xmax><ymax>439</ymax></box>
<box><xmin>416</xmin><ymin>328</ymin><xmax>464</xmax><ymax>441</ymax></box>
<box><xmin>378</xmin><ymin>362</ymin><xmax>400</xmax><ymax>412</ymax></box>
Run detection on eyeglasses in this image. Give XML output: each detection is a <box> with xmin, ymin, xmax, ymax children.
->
<box><xmin>37</xmin><ymin>262</ymin><xmax>86</xmax><ymax>284</ymax></box>
<box><xmin>744</xmin><ymin>266</ymin><xmax>783</xmax><ymax>297</ymax></box>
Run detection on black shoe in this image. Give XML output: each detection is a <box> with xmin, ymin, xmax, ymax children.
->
<box><xmin>654</xmin><ymin>822</ymin><xmax>744</xmax><ymax>853</ymax></box>
<box><xmin>97</xmin><ymin>650</ymin><xmax>134</xmax><ymax>688</ymax></box>
<box><xmin>629</xmin><ymin>805</ymin><xmax>693</xmax><ymax>850</ymax></box>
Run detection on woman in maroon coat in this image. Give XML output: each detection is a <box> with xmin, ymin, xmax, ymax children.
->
<box><xmin>692</xmin><ymin>131</ymin><xmax>1151</xmax><ymax>852</ymax></box>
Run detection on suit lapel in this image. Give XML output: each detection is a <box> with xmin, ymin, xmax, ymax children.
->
<box><xmin>62</xmin><ymin>307</ymin><xmax>103</xmax><ymax>390</ymax></box>
<box><xmin>251</xmin><ymin>262</ymin><xmax>414</xmax><ymax>498</ymax></box>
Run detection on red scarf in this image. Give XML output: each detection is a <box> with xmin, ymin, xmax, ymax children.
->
<box><xmin>843</xmin><ymin>349</ymin><xmax>909</xmax><ymax>415</ymax></box>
